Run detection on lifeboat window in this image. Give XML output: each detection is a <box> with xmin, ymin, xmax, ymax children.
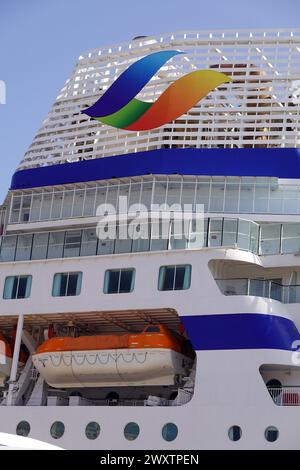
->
<box><xmin>50</xmin><ymin>421</ymin><xmax>65</xmax><ymax>439</ymax></box>
<box><xmin>106</xmin><ymin>392</ymin><xmax>119</xmax><ymax>401</ymax></box>
<box><xmin>52</xmin><ymin>272</ymin><xmax>82</xmax><ymax>297</ymax></box>
<box><xmin>104</xmin><ymin>268</ymin><xmax>135</xmax><ymax>294</ymax></box>
<box><xmin>16</xmin><ymin>421</ymin><xmax>30</xmax><ymax>437</ymax></box>
<box><xmin>124</xmin><ymin>422</ymin><xmax>140</xmax><ymax>441</ymax></box>
<box><xmin>158</xmin><ymin>265</ymin><xmax>191</xmax><ymax>291</ymax></box>
<box><xmin>162</xmin><ymin>423</ymin><xmax>178</xmax><ymax>441</ymax></box>
<box><xmin>145</xmin><ymin>326</ymin><xmax>160</xmax><ymax>333</ymax></box>
<box><xmin>85</xmin><ymin>422</ymin><xmax>100</xmax><ymax>440</ymax></box>
<box><xmin>3</xmin><ymin>275</ymin><xmax>32</xmax><ymax>299</ymax></box>
<box><xmin>265</xmin><ymin>426</ymin><xmax>279</xmax><ymax>442</ymax></box>
<box><xmin>228</xmin><ymin>425</ymin><xmax>242</xmax><ymax>441</ymax></box>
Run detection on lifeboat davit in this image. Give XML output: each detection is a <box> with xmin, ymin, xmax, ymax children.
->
<box><xmin>0</xmin><ymin>332</ymin><xmax>13</xmax><ymax>386</ymax></box>
<box><xmin>0</xmin><ymin>332</ymin><xmax>28</xmax><ymax>386</ymax></box>
<box><xmin>32</xmin><ymin>324</ymin><xmax>194</xmax><ymax>388</ymax></box>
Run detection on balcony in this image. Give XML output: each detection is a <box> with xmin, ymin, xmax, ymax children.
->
<box><xmin>9</xmin><ymin>176</ymin><xmax>300</xmax><ymax>226</ymax></box>
<box><xmin>0</xmin><ymin>217</ymin><xmax>259</xmax><ymax>263</ymax></box>
<box><xmin>216</xmin><ymin>278</ymin><xmax>300</xmax><ymax>303</ymax></box>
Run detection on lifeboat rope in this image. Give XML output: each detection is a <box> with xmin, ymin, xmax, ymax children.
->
<box><xmin>37</xmin><ymin>351</ymin><xmax>149</xmax><ymax>367</ymax></box>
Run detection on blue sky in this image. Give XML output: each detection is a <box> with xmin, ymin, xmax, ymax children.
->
<box><xmin>0</xmin><ymin>0</ymin><xmax>299</xmax><ymax>202</ymax></box>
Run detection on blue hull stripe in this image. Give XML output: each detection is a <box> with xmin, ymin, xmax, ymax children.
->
<box><xmin>11</xmin><ymin>148</ymin><xmax>300</xmax><ymax>190</ymax></box>
<box><xmin>180</xmin><ymin>313</ymin><xmax>300</xmax><ymax>351</ymax></box>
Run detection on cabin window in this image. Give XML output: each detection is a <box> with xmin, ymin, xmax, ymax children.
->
<box><xmin>16</xmin><ymin>421</ymin><xmax>30</xmax><ymax>437</ymax></box>
<box><xmin>158</xmin><ymin>265</ymin><xmax>191</xmax><ymax>291</ymax></box>
<box><xmin>52</xmin><ymin>272</ymin><xmax>82</xmax><ymax>297</ymax></box>
<box><xmin>50</xmin><ymin>421</ymin><xmax>65</xmax><ymax>439</ymax></box>
<box><xmin>124</xmin><ymin>422</ymin><xmax>140</xmax><ymax>441</ymax></box>
<box><xmin>103</xmin><ymin>268</ymin><xmax>135</xmax><ymax>294</ymax></box>
<box><xmin>85</xmin><ymin>422</ymin><xmax>100</xmax><ymax>440</ymax></box>
<box><xmin>162</xmin><ymin>422</ymin><xmax>178</xmax><ymax>441</ymax></box>
<box><xmin>228</xmin><ymin>425</ymin><xmax>242</xmax><ymax>441</ymax></box>
<box><xmin>3</xmin><ymin>275</ymin><xmax>32</xmax><ymax>299</ymax></box>
<box><xmin>265</xmin><ymin>426</ymin><xmax>279</xmax><ymax>442</ymax></box>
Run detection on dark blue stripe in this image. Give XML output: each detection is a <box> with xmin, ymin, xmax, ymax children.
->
<box><xmin>180</xmin><ymin>313</ymin><xmax>300</xmax><ymax>351</ymax></box>
<box><xmin>11</xmin><ymin>148</ymin><xmax>300</xmax><ymax>190</ymax></box>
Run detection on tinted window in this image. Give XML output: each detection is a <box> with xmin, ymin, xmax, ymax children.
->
<box><xmin>158</xmin><ymin>265</ymin><xmax>191</xmax><ymax>291</ymax></box>
<box><xmin>3</xmin><ymin>275</ymin><xmax>32</xmax><ymax>299</ymax></box>
<box><xmin>145</xmin><ymin>326</ymin><xmax>160</xmax><ymax>333</ymax></box>
<box><xmin>52</xmin><ymin>272</ymin><xmax>82</xmax><ymax>297</ymax></box>
<box><xmin>107</xmin><ymin>270</ymin><xmax>120</xmax><ymax>294</ymax></box>
<box><xmin>119</xmin><ymin>270</ymin><xmax>134</xmax><ymax>293</ymax></box>
<box><xmin>104</xmin><ymin>269</ymin><xmax>135</xmax><ymax>294</ymax></box>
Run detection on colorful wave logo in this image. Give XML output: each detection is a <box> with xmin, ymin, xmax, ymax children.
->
<box><xmin>82</xmin><ymin>50</ymin><xmax>231</xmax><ymax>131</ymax></box>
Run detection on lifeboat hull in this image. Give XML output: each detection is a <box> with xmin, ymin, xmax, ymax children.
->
<box><xmin>32</xmin><ymin>348</ymin><xmax>193</xmax><ymax>388</ymax></box>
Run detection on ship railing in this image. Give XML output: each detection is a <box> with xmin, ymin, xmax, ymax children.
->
<box><xmin>267</xmin><ymin>387</ymin><xmax>300</xmax><ymax>406</ymax></box>
<box><xmin>216</xmin><ymin>278</ymin><xmax>300</xmax><ymax>304</ymax></box>
<box><xmin>3</xmin><ymin>217</ymin><xmax>300</xmax><ymax>263</ymax></box>
<box><xmin>94</xmin><ymin>398</ymin><xmax>174</xmax><ymax>407</ymax></box>
<box><xmin>0</xmin><ymin>217</ymin><xmax>260</xmax><ymax>263</ymax></box>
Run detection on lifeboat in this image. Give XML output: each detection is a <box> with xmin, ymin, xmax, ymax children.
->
<box><xmin>32</xmin><ymin>324</ymin><xmax>195</xmax><ymax>388</ymax></box>
<box><xmin>0</xmin><ymin>332</ymin><xmax>27</xmax><ymax>387</ymax></box>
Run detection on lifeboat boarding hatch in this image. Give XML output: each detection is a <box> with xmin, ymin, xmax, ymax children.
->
<box><xmin>0</xmin><ymin>309</ymin><xmax>196</xmax><ymax>407</ymax></box>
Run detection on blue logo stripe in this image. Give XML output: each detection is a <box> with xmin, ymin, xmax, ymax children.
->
<box><xmin>181</xmin><ymin>313</ymin><xmax>300</xmax><ymax>351</ymax></box>
<box><xmin>84</xmin><ymin>50</ymin><xmax>182</xmax><ymax>118</ymax></box>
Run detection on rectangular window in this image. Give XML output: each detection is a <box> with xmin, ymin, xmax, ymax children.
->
<box><xmin>3</xmin><ymin>275</ymin><xmax>32</xmax><ymax>299</ymax></box>
<box><xmin>158</xmin><ymin>264</ymin><xmax>191</xmax><ymax>291</ymax></box>
<box><xmin>15</xmin><ymin>234</ymin><xmax>33</xmax><ymax>261</ymax></box>
<box><xmin>0</xmin><ymin>235</ymin><xmax>17</xmax><ymax>261</ymax></box>
<box><xmin>47</xmin><ymin>231</ymin><xmax>65</xmax><ymax>259</ymax></box>
<box><xmin>31</xmin><ymin>233</ymin><xmax>49</xmax><ymax>260</ymax></box>
<box><xmin>52</xmin><ymin>272</ymin><xmax>82</xmax><ymax>297</ymax></box>
<box><xmin>81</xmin><ymin>228</ymin><xmax>98</xmax><ymax>256</ymax></box>
<box><xmin>103</xmin><ymin>268</ymin><xmax>135</xmax><ymax>294</ymax></box>
<box><xmin>63</xmin><ymin>230</ymin><xmax>82</xmax><ymax>258</ymax></box>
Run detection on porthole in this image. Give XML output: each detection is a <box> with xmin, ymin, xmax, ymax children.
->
<box><xmin>16</xmin><ymin>420</ymin><xmax>30</xmax><ymax>437</ymax></box>
<box><xmin>228</xmin><ymin>425</ymin><xmax>242</xmax><ymax>441</ymax></box>
<box><xmin>124</xmin><ymin>422</ymin><xmax>140</xmax><ymax>441</ymax></box>
<box><xmin>50</xmin><ymin>421</ymin><xmax>65</xmax><ymax>439</ymax></box>
<box><xmin>265</xmin><ymin>426</ymin><xmax>279</xmax><ymax>442</ymax></box>
<box><xmin>162</xmin><ymin>423</ymin><xmax>178</xmax><ymax>442</ymax></box>
<box><xmin>85</xmin><ymin>422</ymin><xmax>100</xmax><ymax>440</ymax></box>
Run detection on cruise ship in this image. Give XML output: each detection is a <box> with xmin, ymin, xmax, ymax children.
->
<box><xmin>1</xmin><ymin>29</ymin><xmax>300</xmax><ymax>450</ymax></box>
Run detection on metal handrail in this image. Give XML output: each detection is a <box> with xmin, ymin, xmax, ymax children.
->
<box><xmin>215</xmin><ymin>278</ymin><xmax>300</xmax><ymax>303</ymax></box>
<box><xmin>267</xmin><ymin>386</ymin><xmax>300</xmax><ymax>406</ymax></box>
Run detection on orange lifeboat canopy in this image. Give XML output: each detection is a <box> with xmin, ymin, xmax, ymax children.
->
<box><xmin>34</xmin><ymin>324</ymin><xmax>189</xmax><ymax>356</ymax></box>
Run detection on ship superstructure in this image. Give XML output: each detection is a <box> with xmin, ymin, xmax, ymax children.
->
<box><xmin>0</xmin><ymin>29</ymin><xmax>300</xmax><ymax>449</ymax></box>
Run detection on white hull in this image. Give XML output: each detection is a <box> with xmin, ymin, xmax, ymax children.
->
<box><xmin>1</xmin><ymin>28</ymin><xmax>300</xmax><ymax>450</ymax></box>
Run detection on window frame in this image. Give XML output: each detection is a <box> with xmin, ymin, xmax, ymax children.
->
<box><xmin>3</xmin><ymin>275</ymin><xmax>32</xmax><ymax>300</ymax></box>
<box><xmin>158</xmin><ymin>264</ymin><xmax>192</xmax><ymax>291</ymax></box>
<box><xmin>52</xmin><ymin>271</ymin><xmax>82</xmax><ymax>297</ymax></box>
<box><xmin>103</xmin><ymin>268</ymin><xmax>135</xmax><ymax>294</ymax></box>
